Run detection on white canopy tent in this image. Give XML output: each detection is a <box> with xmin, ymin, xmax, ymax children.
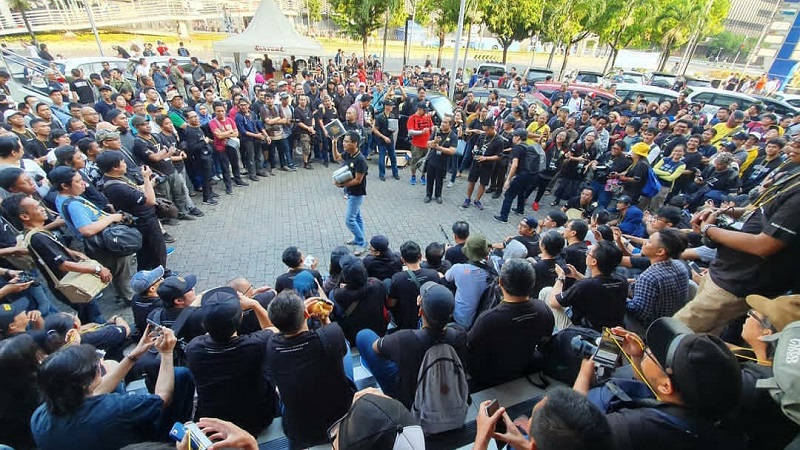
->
<box><xmin>212</xmin><ymin>0</ymin><xmax>325</xmax><ymax>69</ymax></box>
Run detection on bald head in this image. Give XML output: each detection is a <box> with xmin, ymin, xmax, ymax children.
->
<box><xmin>81</xmin><ymin>107</ymin><xmax>100</xmax><ymax>125</ymax></box>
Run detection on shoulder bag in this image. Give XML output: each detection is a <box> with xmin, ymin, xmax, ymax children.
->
<box><xmin>61</xmin><ymin>197</ymin><xmax>142</xmax><ymax>257</ymax></box>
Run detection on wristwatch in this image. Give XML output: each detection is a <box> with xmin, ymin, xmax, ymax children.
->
<box><xmin>94</xmin><ymin>265</ymin><xmax>102</xmax><ymax>275</ymax></box>
<box><xmin>557</xmin><ymin>277</ymin><xmax>566</xmax><ymax>283</ymax></box>
<box><xmin>700</xmin><ymin>224</ymin><xmax>717</xmax><ymax>239</ymax></box>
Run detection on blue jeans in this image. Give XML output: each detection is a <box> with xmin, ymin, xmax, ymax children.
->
<box><xmin>342</xmin><ymin>340</ymin><xmax>355</xmax><ymax>382</ymax></box>
<box><xmin>377</xmin><ymin>141</ymin><xmax>398</xmax><ymax>178</ymax></box>
<box><xmin>459</xmin><ymin>141</ymin><xmax>476</xmax><ymax>172</ymax></box>
<box><xmin>273</xmin><ymin>138</ymin><xmax>293</xmax><ymax>168</ymax></box>
<box><xmin>356</xmin><ymin>329</ymin><xmax>401</xmax><ymax>399</ymax></box>
<box><xmin>345</xmin><ymin>194</ymin><xmax>366</xmax><ymax>246</ymax></box>
<box><xmin>590</xmin><ymin>180</ymin><xmax>614</xmax><ymax>210</ymax></box>
<box><xmin>155</xmin><ymin>367</ymin><xmax>195</xmax><ymax>439</ymax></box>
<box><xmin>499</xmin><ymin>173</ymin><xmax>538</xmax><ymax>220</ymax></box>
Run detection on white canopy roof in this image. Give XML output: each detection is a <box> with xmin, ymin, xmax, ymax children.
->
<box><xmin>212</xmin><ymin>0</ymin><xmax>325</xmax><ymax>58</ymax></box>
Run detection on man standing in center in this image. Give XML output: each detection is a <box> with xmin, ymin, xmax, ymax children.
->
<box><xmin>424</xmin><ymin>115</ymin><xmax>457</xmax><ymax>204</ymax></box>
<box><xmin>333</xmin><ymin>130</ymin><xmax>368</xmax><ymax>256</ymax></box>
<box><xmin>406</xmin><ymin>102</ymin><xmax>433</xmax><ymax>186</ymax></box>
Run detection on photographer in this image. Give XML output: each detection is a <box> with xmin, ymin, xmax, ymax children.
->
<box><xmin>97</xmin><ymin>151</ymin><xmax>166</xmax><ymax>271</ymax></box>
<box><xmin>674</xmin><ymin>141</ymin><xmax>800</xmax><ymax>333</ymax></box>
<box><xmin>572</xmin><ymin>318</ymin><xmax>743</xmax><ymax>449</ymax></box>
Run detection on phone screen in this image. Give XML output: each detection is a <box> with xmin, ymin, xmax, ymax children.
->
<box><xmin>486</xmin><ymin>399</ymin><xmax>507</xmax><ymax>434</ymax></box>
<box><xmin>688</xmin><ymin>261</ymin><xmax>701</xmax><ymax>274</ymax></box>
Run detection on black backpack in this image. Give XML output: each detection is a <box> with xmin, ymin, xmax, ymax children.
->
<box><xmin>469</xmin><ymin>261</ymin><xmax>501</xmax><ymax>328</ymax></box>
<box><xmin>525</xmin><ymin>144</ymin><xmax>547</xmax><ymax>174</ymax></box>
<box><xmin>537</xmin><ymin>326</ymin><xmax>601</xmax><ymax>385</ymax></box>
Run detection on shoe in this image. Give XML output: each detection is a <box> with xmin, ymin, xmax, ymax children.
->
<box><xmin>161</xmin><ymin>218</ymin><xmax>179</xmax><ymax>226</ymax></box>
<box><xmin>166</xmin><ymin>246</ymin><xmax>175</xmax><ymax>255</ymax></box>
<box><xmin>304</xmin><ymin>164</ymin><xmax>314</xmax><ymax>170</ymax></box>
<box><xmin>512</xmin><ymin>209</ymin><xmax>524</xmax><ymax>216</ymax></box>
<box><xmin>189</xmin><ymin>190</ymin><xmax>199</xmax><ymax>197</ymax></box>
<box><xmin>269</xmin><ymin>169</ymin><xmax>276</xmax><ymax>176</ymax></box>
<box><xmin>410</xmin><ymin>175</ymin><xmax>416</xmax><ymax>186</ymax></box>
<box><xmin>211</xmin><ymin>175</ymin><xmax>220</xmax><ymax>181</ymax></box>
<box><xmin>202</xmin><ymin>198</ymin><xmax>219</xmax><ymax>205</ymax></box>
<box><xmin>288</xmin><ymin>166</ymin><xmax>298</xmax><ymax>172</ymax></box>
<box><xmin>486</xmin><ymin>187</ymin><xmax>496</xmax><ymax>194</ymax></box>
<box><xmin>474</xmin><ymin>200</ymin><xmax>484</xmax><ymax>210</ymax></box>
<box><xmin>211</xmin><ymin>192</ymin><xmax>220</xmax><ymax>198</ymax></box>
<box><xmin>249</xmin><ymin>175</ymin><xmax>259</xmax><ymax>182</ymax></box>
<box><xmin>281</xmin><ymin>166</ymin><xmax>290</xmax><ymax>172</ymax></box>
<box><xmin>533</xmin><ymin>201</ymin><xmax>539</xmax><ymax>211</ymax></box>
<box><xmin>492</xmin><ymin>191</ymin><xmax>502</xmax><ymax>199</ymax></box>
<box><xmin>163</xmin><ymin>233</ymin><xmax>176</xmax><ymax>243</ymax></box>
<box><xmin>436</xmin><ymin>197</ymin><xmax>443</xmax><ymax>204</ymax></box>
<box><xmin>353</xmin><ymin>247</ymin><xmax>365</xmax><ymax>256</ymax></box>
<box><xmin>424</xmin><ymin>196</ymin><xmax>432</xmax><ymax>203</ymax></box>
<box><xmin>256</xmin><ymin>170</ymin><xmax>269</xmax><ymax>177</ymax></box>
<box><xmin>420</xmin><ymin>176</ymin><xmax>427</xmax><ymax>186</ymax></box>
<box><xmin>346</xmin><ymin>239</ymin><xmax>357</xmax><ymax>245</ymax></box>
<box><xmin>225</xmin><ymin>188</ymin><xmax>234</xmax><ymax>195</ymax></box>
<box><xmin>550</xmin><ymin>201</ymin><xmax>559</xmax><ymax>207</ymax></box>
<box><xmin>446</xmin><ymin>181</ymin><xmax>454</xmax><ymax>188</ymax></box>
<box><xmin>393</xmin><ymin>175</ymin><xmax>400</xmax><ymax>180</ymax></box>
<box><xmin>177</xmin><ymin>213</ymin><xmax>196</xmax><ymax>221</ymax></box>
<box><xmin>323</xmin><ymin>161</ymin><xmax>329</xmax><ymax>167</ymax></box>
<box><xmin>189</xmin><ymin>208</ymin><xmax>205</xmax><ymax>217</ymax></box>
<box><xmin>460</xmin><ymin>198</ymin><xmax>471</xmax><ymax>209</ymax></box>
<box><xmin>379</xmin><ymin>176</ymin><xmax>386</xmax><ymax>181</ymax></box>
<box><xmin>210</xmin><ymin>179</ymin><xmax>219</xmax><ymax>186</ymax></box>
<box><xmin>493</xmin><ymin>215</ymin><xmax>508</xmax><ymax>223</ymax></box>
<box><xmin>234</xmin><ymin>180</ymin><xmax>249</xmax><ymax>187</ymax></box>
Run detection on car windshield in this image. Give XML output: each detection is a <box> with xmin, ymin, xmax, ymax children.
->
<box><xmin>429</xmin><ymin>96</ymin><xmax>454</xmax><ymax>118</ymax></box>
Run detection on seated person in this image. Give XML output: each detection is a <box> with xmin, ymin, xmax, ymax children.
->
<box><xmin>467</xmin><ymin>259</ymin><xmax>554</xmax><ymax>387</ymax></box>
<box><xmin>265</xmin><ymin>290</ymin><xmax>355</xmax><ymax>449</ymax></box>
<box><xmin>563</xmin><ymin>219</ymin><xmax>589</xmax><ymax>281</ymax></box>
<box><xmin>0</xmin><ymin>334</ymin><xmax>42</xmax><ymax>450</ymax></box>
<box><xmin>186</xmin><ymin>287</ymin><xmax>278</xmax><ymax>435</ymax></box>
<box><xmin>129</xmin><ymin>265</ymin><xmax>165</xmax><ymax>339</ymax></box>
<box><xmin>445</xmin><ymin>234</ymin><xmax>492</xmax><ymax>328</ymax></box>
<box><xmin>535</xmin><ymin>209</ymin><xmax>568</xmax><ymax>236</ymax></box>
<box><xmin>148</xmin><ymin>275</ymin><xmax>205</xmax><ymax>344</ymax></box>
<box><xmin>40</xmin><ymin>312</ymin><xmax>129</xmax><ymax>361</ymax></box>
<box><xmin>542</xmin><ymin>241</ymin><xmax>627</xmax><ymax>332</ymax></box>
<box><xmin>227</xmin><ymin>277</ymin><xmax>277</xmax><ymax>335</ymax></box>
<box><xmin>362</xmin><ymin>234</ymin><xmax>402</xmax><ymax>281</ymax></box>
<box><xmin>31</xmin><ymin>327</ymin><xmax>192</xmax><ymax>450</ymax></box>
<box><xmin>573</xmin><ymin>318</ymin><xmax>744</xmax><ymax>449</ymax></box>
<box><xmin>609</xmin><ymin>195</ymin><xmax>645</xmax><ymax>238</ymax></box>
<box><xmin>331</xmin><ymin>255</ymin><xmax>388</xmax><ymax>344</ymax></box>
<box><xmin>563</xmin><ymin>187</ymin><xmax>596</xmax><ymax>220</ymax></box>
<box><xmin>626</xmin><ymin>228</ymin><xmax>689</xmax><ymax>328</ymax></box>
<box><xmin>420</xmin><ymin>241</ymin><xmax>452</xmax><ymax>275</ymax></box>
<box><xmin>529</xmin><ymin>230</ymin><xmax>565</xmax><ymax>297</ymax></box>
<box><xmin>388</xmin><ymin>240</ymin><xmax>442</xmax><ymax>330</ymax></box>
<box><xmin>274</xmin><ymin>246</ymin><xmax>323</xmax><ymax>293</ymax></box>
<box><xmin>475</xmin><ymin>387</ymin><xmax>613</xmax><ymax>450</ymax></box>
<box><xmin>322</xmin><ymin>246</ymin><xmax>350</xmax><ymax>295</ymax></box>
<box><xmin>329</xmin><ymin>389</ymin><xmax>425</xmax><ymax>450</ymax></box>
<box><xmin>444</xmin><ymin>220</ymin><xmax>470</xmax><ymax>265</ymax></box>
<box><xmin>0</xmin><ymin>297</ymin><xmax>42</xmax><ymax>340</ymax></box>
<box><xmin>492</xmin><ymin>216</ymin><xmax>541</xmax><ymax>258</ymax></box>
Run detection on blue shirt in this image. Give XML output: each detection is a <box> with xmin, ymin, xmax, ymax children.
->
<box><xmin>627</xmin><ymin>259</ymin><xmax>689</xmax><ymax>326</ymax></box>
<box><xmin>31</xmin><ymin>393</ymin><xmax>163</xmax><ymax>450</ymax></box>
<box><xmin>445</xmin><ymin>263</ymin><xmax>489</xmax><ymax>327</ymax></box>
<box><xmin>235</xmin><ymin>111</ymin><xmax>264</xmax><ymax>141</ymax></box>
<box><xmin>618</xmin><ymin>205</ymin><xmax>646</xmax><ymax>238</ymax></box>
<box><xmin>55</xmin><ymin>194</ymin><xmax>104</xmax><ymax>239</ymax></box>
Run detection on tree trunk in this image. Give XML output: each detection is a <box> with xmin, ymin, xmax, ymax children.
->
<box><xmin>610</xmin><ymin>47</ymin><xmax>620</xmax><ymax>69</ymax></box>
<box><xmin>362</xmin><ymin>34</ymin><xmax>368</xmax><ymax>62</ymax></box>
<box><xmin>546</xmin><ymin>40</ymin><xmax>560</xmax><ymax>69</ymax></box>
<box><xmin>436</xmin><ymin>29</ymin><xmax>445</xmax><ymax>67</ymax></box>
<box><xmin>20</xmin><ymin>9</ymin><xmax>38</xmax><ymax>49</ymax></box>
<box><xmin>559</xmin><ymin>44</ymin><xmax>571</xmax><ymax>80</ymax></box>
<box><xmin>603</xmin><ymin>46</ymin><xmax>613</xmax><ymax>73</ymax></box>
<box><xmin>502</xmin><ymin>44</ymin><xmax>509</xmax><ymax>64</ymax></box>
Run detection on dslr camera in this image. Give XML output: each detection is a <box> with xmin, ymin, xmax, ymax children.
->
<box><xmin>15</xmin><ymin>271</ymin><xmax>40</xmax><ymax>286</ymax></box>
<box><xmin>571</xmin><ymin>331</ymin><xmax>624</xmax><ymax>379</ymax></box>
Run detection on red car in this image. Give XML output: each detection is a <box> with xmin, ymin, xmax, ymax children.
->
<box><xmin>534</xmin><ymin>82</ymin><xmax>621</xmax><ymax>109</ymax></box>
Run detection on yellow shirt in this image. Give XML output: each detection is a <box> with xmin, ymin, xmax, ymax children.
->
<box><xmin>711</xmin><ymin>122</ymin><xmax>740</xmax><ymax>148</ymax></box>
<box><xmin>526</xmin><ymin>122</ymin><xmax>550</xmax><ymax>145</ymax></box>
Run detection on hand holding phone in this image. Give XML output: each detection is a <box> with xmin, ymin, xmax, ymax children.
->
<box><xmin>146</xmin><ymin>319</ymin><xmax>164</xmax><ymax>336</ymax></box>
<box><xmin>486</xmin><ymin>399</ymin><xmax>507</xmax><ymax>434</ymax></box>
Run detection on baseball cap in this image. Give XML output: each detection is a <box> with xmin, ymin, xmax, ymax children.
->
<box><xmin>200</xmin><ymin>286</ymin><xmax>242</xmax><ymax>336</ymax></box>
<box><xmin>616</xmin><ymin>195</ymin><xmax>633</xmax><ymax>205</ymax></box>
<box><xmin>130</xmin><ymin>265</ymin><xmax>165</xmax><ymax>295</ymax></box>
<box><xmin>166</xmin><ymin>91</ymin><xmax>183</xmax><ymax>102</ymax></box>
<box><xmin>69</xmin><ymin>131</ymin><xmax>89</xmax><ymax>145</ymax></box>
<box><xmin>731</xmin><ymin>131</ymin><xmax>748</xmax><ymax>141</ymax></box>
<box><xmin>0</xmin><ymin>298</ymin><xmax>27</xmax><ymax>331</ymax></box>
<box><xmin>131</xmin><ymin>115</ymin><xmax>149</xmax><ymax>127</ymax></box>
<box><xmin>522</xmin><ymin>216</ymin><xmax>537</xmax><ymax>228</ymax></box>
<box><xmin>646</xmin><ymin>317</ymin><xmax>741</xmax><ymax>417</ymax></box>
<box><xmin>382</xmin><ymin>98</ymin><xmax>395</xmax><ymax>107</ymax></box>
<box><xmin>512</xmin><ymin>128</ymin><xmax>528</xmax><ymax>139</ymax></box>
<box><xmin>279</xmin><ymin>92</ymin><xmax>290</xmax><ymax>100</ymax></box>
<box><xmin>732</xmin><ymin>110</ymin><xmax>745</xmax><ymax>120</ymax></box>
<box><xmin>746</xmin><ymin>294</ymin><xmax>800</xmax><ymax>332</ymax></box>
<box><xmin>277</xmin><ymin>80</ymin><xmax>288</xmax><ymax>87</ymax></box>
<box><xmin>146</xmin><ymin>104</ymin><xmax>161</xmax><ymax>113</ymax></box>
<box><xmin>420</xmin><ymin>281</ymin><xmax>454</xmax><ymax>327</ymax></box>
<box><xmin>721</xmin><ymin>142</ymin><xmax>737</xmax><ymax>152</ymax></box>
<box><xmin>415</xmin><ymin>101</ymin><xmax>428</xmax><ymax>110</ymax></box>
<box><xmin>98</xmin><ymin>85</ymin><xmax>113</xmax><ymax>92</ymax></box>
<box><xmin>747</xmin><ymin>131</ymin><xmax>762</xmax><ymax>140</ymax></box>
<box><xmin>462</xmin><ymin>234</ymin><xmax>490</xmax><ymax>262</ymax></box>
<box><xmin>369</xmin><ymin>235</ymin><xmax>389</xmax><ymax>253</ymax></box>
<box><xmin>335</xmin><ymin>393</ymin><xmax>424</xmax><ymax>450</ymax></box>
<box><xmin>3</xmin><ymin>109</ymin><xmax>21</xmax><ymax>121</ymax></box>
<box><xmin>481</xmin><ymin>118</ymin><xmax>495</xmax><ymax>128</ymax></box>
<box><xmin>157</xmin><ymin>274</ymin><xmax>197</xmax><ymax>303</ymax></box>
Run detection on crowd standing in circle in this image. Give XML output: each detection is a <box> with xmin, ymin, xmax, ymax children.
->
<box><xmin>0</xmin><ymin>48</ymin><xmax>798</xmax><ymax>450</ymax></box>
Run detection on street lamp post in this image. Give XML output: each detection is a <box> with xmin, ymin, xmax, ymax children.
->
<box><xmin>449</xmin><ymin>0</ymin><xmax>466</xmax><ymax>98</ymax></box>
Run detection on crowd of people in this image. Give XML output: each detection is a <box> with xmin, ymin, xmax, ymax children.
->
<box><xmin>0</xmin><ymin>48</ymin><xmax>798</xmax><ymax>450</ymax></box>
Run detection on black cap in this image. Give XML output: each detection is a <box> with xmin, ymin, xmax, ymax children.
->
<box><xmin>616</xmin><ymin>195</ymin><xmax>632</xmax><ymax>205</ymax></box>
<box><xmin>0</xmin><ymin>298</ymin><xmax>27</xmax><ymax>330</ymax></box>
<box><xmin>731</xmin><ymin>131</ymin><xmax>749</xmax><ymax>141</ymax></box>
<box><xmin>369</xmin><ymin>235</ymin><xmax>389</xmax><ymax>253</ymax></box>
<box><xmin>382</xmin><ymin>98</ymin><xmax>395</xmax><ymax>107</ymax></box>
<box><xmin>337</xmin><ymin>393</ymin><xmax>424</xmax><ymax>450</ymax></box>
<box><xmin>360</xmin><ymin>94</ymin><xmax>372</xmax><ymax>102</ymax></box>
<box><xmin>512</xmin><ymin>128</ymin><xmax>528</xmax><ymax>139</ymax></box>
<box><xmin>98</xmin><ymin>85</ymin><xmax>113</xmax><ymax>92</ymax></box>
<box><xmin>200</xmin><ymin>286</ymin><xmax>242</xmax><ymax>335</ymax></box>
<box><xmin>420</xmin><ymin>281</ymin><xmax>454</xmax><ymax>326</ymax></box>
<box><xmin>481</xmin><ymin>118</ymin><xmax>495</xmax><ymax>128</ymax></box>
<box><xmin>157</xmin><ymin>275</ymin><xmax>197</xmax><ymax>303</ymax></box>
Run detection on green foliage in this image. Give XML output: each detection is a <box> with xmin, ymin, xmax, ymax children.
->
<box><xmin>706</xmin><ymin>30</ymin><xmax>753</xmax><ymax>56</ymax></box>
<box><xmin>478</xmin><ymin>0</ymin><xmax>543</xmax><ymax>62</ymax></box>
<box><xmin>307</xmin><ymin>0</ymin><xmax>322</xmax><ymax>23</ymax></box>
<box><xmin>329</xmin><ymin>0</ymin><xmax>392</xmax><ymax>55</ymax></box>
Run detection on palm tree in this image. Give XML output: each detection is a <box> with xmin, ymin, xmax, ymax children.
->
<box><xmin>653</xmin><ymin>1</ymin><xmax>705</xmax><ymax>71</ymax></box>
<box><xmin>7</xmin><ymin>0</ymin><xmax>38</xmax><ymax>49</ymax></box>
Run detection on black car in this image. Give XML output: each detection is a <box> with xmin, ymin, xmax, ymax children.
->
<box><xmin>394</xmin><ymin>88</ymin><xmax>455</xmax><ymax>150</ymax></box>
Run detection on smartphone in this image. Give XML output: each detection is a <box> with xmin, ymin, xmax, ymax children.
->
<box><xmin>485</xmin><ymin>399</ymin><xmax>507</xmax><ymax>434</ymax></box>
<box><xmin>169</xmin><ymin>422</ymin><xmax>213</xmax><ymax>450</ymax></box>
<box><xmin>688</xmin><ymin>261</ymin><xmax>701</xmax><ymax>274</ymax></box>
<box><xmin>146</xmin><ymin>319</ymin><xmax>164</xmax><ymax>336</ymax></box>
<box><xmin>594</xmin><ymin>328</ymin><xmax>623</xmax><ymax>369</ymax></box>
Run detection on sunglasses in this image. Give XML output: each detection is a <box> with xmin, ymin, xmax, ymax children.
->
<box><xmin>747</xmin><ymin>309</ymin><xmax>773</xmax><ymax>330</ymax></box>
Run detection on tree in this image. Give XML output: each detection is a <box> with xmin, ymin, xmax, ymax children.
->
<box><xmin>648</xmin><ymin>0</ymin><xmax>728</xmax><ymax>71</ymax></box>
<box><xmin>329</xmin><ymin>0</ymin><xmax>393</xmax><ymax>59</ymax></box>
<box><xmin>705</xmin><ymin>30</ymin><xmax>753</xmax><ymax>59</ymax></box>
<box><xmin>542</xmin><ymin>0</ymin><xmax>608</xmax><ymax>79</ymax></box>
<box><xmin>595</xmin><ymin>0</ymin><xmax>655</xmax><ymax>72</ymax></box>
<box><xmin>478</xmin><ymin>0</ymin><xmax>543</xmax><ymax>63</ymax></box>
<box><xmin>307</xmin><ymin>0</ymin><xmax>322</xmax><ymax>23</ymax></box>
<box><xmin>418</xmin><ymin>0</ymin><xmax>461</xmax><ymax>67</ymax></box>
<box><xmin>7</xmin><ymin>0</ymin><xmax>38</xmax><ymax>49</ymax></box>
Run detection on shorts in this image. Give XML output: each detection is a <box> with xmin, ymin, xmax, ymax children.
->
<box><xmin>468</xmin><ymin>162</ymin><xmax>494</xmax><ymax>185</ymax></box>
<box><xmin>410</xmin><ymin>145</ymin><xmax>427</xmax><ymax>171</ymax></box>
<box><xmin>298</xmin><ymin>134</ymin><xmax>311</xmax><ymax>158</ymax></box>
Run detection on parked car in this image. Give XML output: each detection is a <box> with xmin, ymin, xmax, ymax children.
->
<box><xmin>523</xmin><ymin>67</ymin><xmax>554</xmax><ymax>84</ymax></box>
<box><xmin>568</xmin><ymin>70</ymin><xmax>604</xmax><ymax>86</ymax></box>
<box><xmin>648</xmin><ymin>71</ymin><xmax>678</xmax><ymax>89</ymax></box>
<box><xmin>395</xmin><ymin>88</ymin><xmax>455</xmax><ymax>150</ymax></box>
<box><xmin>682</xmin><ymin>75</ymin><xmax>712</xmax><ymax>89</ymax></box>
<box><xmin>614</xmin><ymin>83</ymin><xmax>679</xmax><ymax>105</ymax></box>
<box><xmin>683</xmin><ymin>86</ymin><xmax>758</xmax><ymax>110</ymax></box>
<box><xmin>475</xmin><ymin>63</ymin><xmax>506</xmax><ymax>86</ymax></box>
<box><xmin>54</xmin><ymin>56</ymin><xmax>131</xmax><ymax>82</ymax></box>
<box><xmin>603</xmin><ymin>70</ymin><xmax>646</xmax><ymax>86</ymax></box>
<box><xmin>465</xmin><ymin>88</ymin><xmax>548</xmax><ymax>115</ymax></box>
<box><xmin>751</xmin><ymin>94</ymin><xmax>798</xmax><ymax>117</ymax></box>
<box><xmin>773</xmin><ymin>93</ymin><xmax>800</xmax><ymax>109</ymax></box>
<box><xmin>534</xmin><ymin>82</ymin><xmax>621</xmax><ymax>109</ymax></box>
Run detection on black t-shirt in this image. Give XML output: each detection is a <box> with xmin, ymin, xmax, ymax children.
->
<box><xmin>274</xmin><ymin>268</ymin><xmax>324</xmax><ymax>293</ymax></box>
<box><xmin>102</xmin><ymin>177</ymin><xmax>157</xmax><ymax>221</ymax></box>
<box><xmin>292</xmin><ymin>106</ymin><xmax>313</xmax><ymax>136</ymax></box>
<box><xmin>332</xmin><ymin>278</ymin><xmax>388</xmax><ymax>344</ymax></box>
<box><xmin>556</xmin><ymin>274</ymin><xmax>628</xmax><ymax>331</ymax></box>
<box><xmin>363</xmin><ymin>252</ymin><xmax>402</xmax><ymax>281</ymax></box>
<box><xmin>131</xmin><ymin>294</ymin><xmax>162</xmax><ymax>337</ymax></box>
<box><xmin>566</xmin><ymin>196</ymin><xmax>595</xmax><ymax>219</ymax></box>
<box><xmin>239</xmin><ymin>291</ymin><xmax>276</xmax><ymax>335</ymax></box>
<box><xmin>186</xmin><ymin>330</ymin><xmax>278</xmax><ymax>434</ymax></box>
<box><xmin>28</xmin><ymin>231</ymin><xmax>74</xmax><ymax>279</ymax></box>
<box><xmin>511</xmin><ymin>234</ymin><xmax>540</xmax><ymax>258</ymax></box>
<box><xmin>563</xmin><ymin>241</ymin><xmax>589</xmax><ymax>276</ymax></box>
<box><xmin>388</xmin><ymin>268</ymin><xmax>441</xmax><ymax>329</ymax></box>
<box><xmin>146</xmin><ymin>306</ymin><xmax>206</xmax><ymax>344</ymax></box>
<box><xmin>594</xmin><ymin>152</ymin><xmax>632</xmax><ymax>183</ymax></box>
<box><xmin>561</xmin><ymin>143</ymin><xmax>586</xmax><ymax>180</ymax></box>
<box><xmin>474</xmin><ymin>134</ymin><xmax>504</xmax><ymax>168</ymax></box>
<box><xmin>133</xmin><ymin>136</ymin><xmax>175</xmax><ymax>175</ymax></box>
<box><xmin>80</xmin><ymin>324</ymin><xmax>127</xmax><ymax>352</ymax></box>
<box><xmin>711</xmin><ymin>182</ymin><xmax>800</xmax><ymax>296</ymax></box>
<box><xmin>624</xmin><ymin>159</ymin><xmax>649</xmax><ymax>199</ymax></box>
<box><xmin>342</xmin><ymin>150</ymin><xmax>367</xmax><ymax>196</ymax></box>
<box><xmin>24</xmin><ymin>138</ymin><xmax>48</xmax><ymax>159</ymax></box>
<box><xmin>509</xmin><ymin>144</ymin><xmax>528</xmax><ymax>174</ymax></box>
<box><xmin>467</xmin><ymin>300</ymin><xmax>554</xmax><ymax>386</ymax></box>
<box><xmin>373</xmin><ymin>111</ymin><xmax>392</xmax><ymax>139</ymax></box>
<box><xmin>421</xmin><ymin>259</ymin><xmax>452</xmax><ymax>275</ymax></box>
<box><xmin>531</xmin><ymin>257</ymin><xmax>559</xmax><ymax>297</ymax></box>
<box><xmin>426</xmin><ymin>130</ymin><xmax>458</xmax><ymax>169</ymax></box>
<box><xmin>377</xmin><ymin>326</ymin><xmax>467</xmax><ymax>407</ymax></box>
<box><xmin>445</xmin><ymin>243</ymin><xmax>468</xmax><ymax>265</ymax></box>
<box><xmin>265</xmin><ymin>324</ymin><xmax>355</xmax><ymax>447</ymax></box>
<box><xmin>69</xmin><ymin>78</ymin><xmax>95</xmax><ymax>104</ymax></box>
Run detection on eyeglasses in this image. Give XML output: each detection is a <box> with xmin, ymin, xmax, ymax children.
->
<box><xmin>643</xmin><ymin>346</ymin><xmax>667</xmax><ymax>375</ymax></box>
<box><xmin>747</xmin><ymin>309</ymin><xmax>773</xmax><ymax>330</ymax></box>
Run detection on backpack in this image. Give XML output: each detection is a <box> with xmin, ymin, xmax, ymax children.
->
<box><xmin>525</xmin><ymin>144</ymin><xmax>547</xmax><ymax>174</ymax></box>
<box><xmin>470</xmin><ymin>261</ymin><xmax>501</xmax><ymax>328</ymax></box>
<box><xmin>537</xmin><ymin>326</ymin><xmax>601</xmax><ymax>385</ymax></box>
<box><xmin>757</xmin><ymin>320</ymin><xmax>800</xmax><ymax>426</ymax></box>
<box><xmin>641</xmin><ymin>167</ymin><xmax>661</xmax><ymax>198</ymax></box>
<box><xmin>412</xmin><ymin>342</ymin><xmax>469</xmax><ymax>435</ymax></box>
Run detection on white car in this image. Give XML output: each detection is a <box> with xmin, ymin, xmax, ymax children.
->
<box><xmin>683</xmin><ymin>86</ymin><xmax>758</xmax><ymax>110</ymax></box>
<box><xmin>774</xmin><ymin>93</ymin><xmax>800</xmax><ymax>109</ymax></box>
<box><xmin>614</xmin><ymin>84</ymin><xmax>679</xmax><ymax>105</ymax></box>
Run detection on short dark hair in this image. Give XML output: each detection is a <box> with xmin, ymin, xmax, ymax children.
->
<box><xmin>37</xmin><ymin>344</ymin><xmax>99</xmax><ymax>416</ymax></box>
<box><xmin>530</xmin><ymin>387</ymin><xmax>613</xmax><ymax>450</ymax></box>
<box><xmin>592</xmin><ymin>208</ymin><xmax>610</xmax><ymax>225</ymax></box>
<box><xmin>48</xmin><ymin>167</ymin><xmax>77</xmax><ymax>192</ymax></box>
<box><xmin>499</xmin><ymin>258</ymin><xmax>535</xmax><ymax>297</ymax></box>
<box><xmin>656</xmin><ymin>206</ymin><xmax>682</xmax><ymax>227</ymax></box>
<box><xmin>425</xmin><ymin>242</ymin><xmax>445</xmax><ymax>266</ymax></box>
<box><xmin>95</xmin><ymin>151</ymin><xmax>124</xmax><ymax>174</ymax></box>
<box><xmin>154</xmin><ymin>114</ymin><xmax>171</xmax><ymax>127</ymax></box>
<box><xmin>281</xmin><ymin>246</ymin><xmax>302</xmax><ymax>268</ymax></box>
<box><xmin>548</xmin><ymin>210</ymin><xmax>568</xmax><ymax>227</ymax></box>
<box><xmin>0</xmin><ymin>135</ymin><xmax>20</xmax><ymax>158</ymax></box>
<box><xmin>452</xmin><ymin>221</ymin><xmax>470</xmax><ymax>240</ymax></box>
<box><xmin>0</xmin><ymin>167</ymin><xmax>24</xmax><ymax>190</ymax></box>
<box><xmin>540</xmin><ymin>230</ymin><xmax>565</xmax><ymax>256</ymax></box>
<box><xmin>400</xmin><ymin>240</ymin><xmax>422</xmax><ymax>264</ymax></box>
<box><xmin>76</xmin><ymin>138</ymin><xmax>96</xmax><ymax>155</ymax></box>
<box><xmin>595</xmin><ymin>225</ymin><xmax>614</xmax><ymax>241</ymax></box>
<box><xmin>643</xmin><ymin>126</ymin><xmax>659</xmax><ymax>135</ymax></box>
<box><xmin>592</xmin><ymin>241</ymin><xmax>623</xmax><ymax>275</ymax></box>
<box><xmin>344</xmin><ymin>130</ymin><xmax>360</xmax><ymax>143</ymax></box>
<box><xmin>767</xmin><ymin>138</ymin><xmax>786</xmax><ymax>148</ymax></box>
<box><xmin>655</xmin><ymin>228</ymin><xmax>688</xmax><ymax>259</ymax></box>
<box><xmin>54</xmin><ymin>145</ymin><xmax>78</xmax><ymax>167</ymax></box>
<box><xmin>1</xmin><ymin>193</ymin><xmax>26</xmax><ymax>229</ymax></box>
<box><xmin>267</xmin><ymin>290</ymin><xmax>306</xmax><ymax>333</ymax></box>
<box><xmin>567</xmin><ymin>219</ymin><xmax>589</xmax><ymax>241</ymax></box>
